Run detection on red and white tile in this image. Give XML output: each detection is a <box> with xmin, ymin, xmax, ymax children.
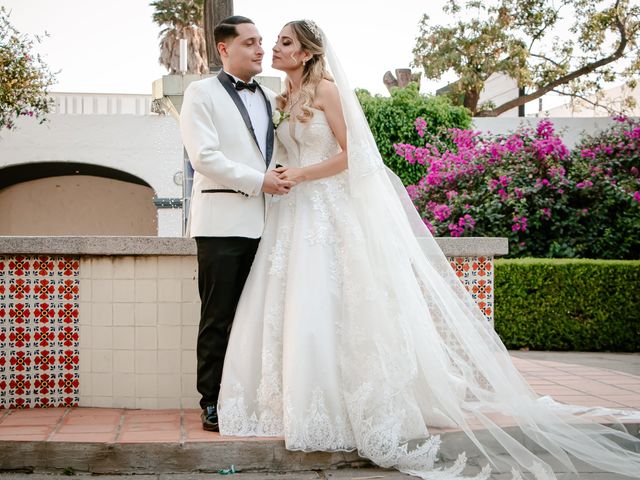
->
<box><xmin>448</xmin><ymin>256</ymin><xmax>494</xmax><ymax>321</ymax></box>
<box><xmin>0</xmin><ymin>256</ymin><xmax>80</xmax><ymax>409</ymax></box>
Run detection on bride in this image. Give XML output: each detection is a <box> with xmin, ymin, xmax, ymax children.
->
<box><xmin>218</xmin><ymin>19</ymin><xmax>640</xmax><ymax>479</ymax></box>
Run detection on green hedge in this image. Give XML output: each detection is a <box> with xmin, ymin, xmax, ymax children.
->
<box><xmin>494</xmin><ymin>258</ymin><xmax>640</xmax><ymax>351</ymax></box>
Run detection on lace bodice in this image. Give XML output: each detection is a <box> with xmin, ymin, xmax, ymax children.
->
<box><xmin>276</xmin><ymin>109</ymin><xmax>342</xmax><ymax>168</ymax></box>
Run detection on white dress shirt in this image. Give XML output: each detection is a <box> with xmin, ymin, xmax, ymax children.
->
<box><xmin>226</xmin><ymin>72</ymin><xmax>269</xmax><ymax>159</ymax></box>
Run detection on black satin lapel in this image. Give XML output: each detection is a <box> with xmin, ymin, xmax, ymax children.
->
<box><xmin>257</xmin><ymin>85</ymin><xmax>275</xmax><ymax>166</ymax></box>
<box><xmin>218</xmin><ymin>71</ymin><xmax>261</xmax><ymax>152</ymax></box>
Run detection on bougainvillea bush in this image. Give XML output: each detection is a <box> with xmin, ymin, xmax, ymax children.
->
<box><xmin>566</xmin><ymin>117</ymin><xmax>640</xmax><ymax>259</ymax></box>
<box><xmin>395</xmin><ymin>117</ymin><xmax>639</xmax><ymax>259</ymax></box>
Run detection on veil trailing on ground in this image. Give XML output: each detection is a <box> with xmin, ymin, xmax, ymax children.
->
<box><xmin>319</xmin><ymin>26</ymin><xmax>640</xmax><ymax>480</ymax></box>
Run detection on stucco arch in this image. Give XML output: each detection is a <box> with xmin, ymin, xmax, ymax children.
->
<box><xmin>0</xmin><ymin>162</ymin><xmax>157</xmax><ymax>235</ymax></box>
<box><xmin>0</xmin><ymin>112</ymin><xmax>184</xmax><ymax>236</ymax></box>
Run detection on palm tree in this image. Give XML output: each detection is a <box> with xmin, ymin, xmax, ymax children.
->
<box><xmin>151</xmin><ymin>0</ymin><xmax>208</xmax><ymax>74</ymax></box>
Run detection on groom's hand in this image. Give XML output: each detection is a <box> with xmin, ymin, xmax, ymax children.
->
<box><xmin>262</xmin><ymin>170</ymin><xmax>294</xmax><ymax>195</ymax></box>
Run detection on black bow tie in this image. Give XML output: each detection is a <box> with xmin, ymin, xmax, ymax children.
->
<box><xmin>234</xmin><ymin>79</ymin><xmax>258</xmax><ymax>93</ymax></box>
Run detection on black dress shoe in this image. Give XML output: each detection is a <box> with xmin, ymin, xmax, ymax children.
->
<box><xmin>201</xmin><ymin>405</ymin><xmax>219</xmax><ymax>432</ymax></box>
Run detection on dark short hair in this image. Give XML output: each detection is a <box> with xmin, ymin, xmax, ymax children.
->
<box><xmin>213</xmin><ymin>16</ymin><xmax>254</xmax><ymax>45</ymax></box>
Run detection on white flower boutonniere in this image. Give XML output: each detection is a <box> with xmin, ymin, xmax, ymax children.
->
<box><xmin>273</xmin><ymin>109</ymin><xmax>290</xmax><ymax>129</ymax></box>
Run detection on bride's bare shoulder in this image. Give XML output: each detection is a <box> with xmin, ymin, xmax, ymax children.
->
<box><xmin>314</xmin><ymin>79</ymin><xmax>340</xmax><ymax>111</ymax></box>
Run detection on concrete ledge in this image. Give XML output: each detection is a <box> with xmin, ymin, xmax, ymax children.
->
<box><xmin>431</xmin><ymin>237</ymin><xmax>509</xmax><ymax>256</ymax></box>
<box><xmin>0</xmin><ymin>439</ymin><xmax>371</xmax><ymax>474</ymax></box>
<box><xmin>0</xmin><ymin>236</ymin><xmax>195</xmax><ymax>256</ymax></box>
<box><xmin>0</xmin><ymin>423</ymin><xmax>636</xmax><ymax>474</ymax></box>
<box><xmin>0</xmin><ymin>236</ymin><xmax>509</xmax><ymax>257</ymax></box>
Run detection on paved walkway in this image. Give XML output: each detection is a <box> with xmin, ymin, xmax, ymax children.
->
<box><xmin>0</xmin><ymin>352</ymin><xmax>638</xmax><ymax>478</ymax></box>
<box><xmin>510</xmin><ymin>350</ymin><xmax>640</xmax><ymax>376</ymax></box>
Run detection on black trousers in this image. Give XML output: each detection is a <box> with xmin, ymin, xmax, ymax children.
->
<box><xmin>195</xmin><ymin>236</ymin><xmax>260</xmax><ymax>409</ymax></box>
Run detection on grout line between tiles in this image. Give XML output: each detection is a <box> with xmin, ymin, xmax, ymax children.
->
<box><xmin>590</xmin><ymin>395</ymin><xmax>631</xmax><ymax>409</ymax></box>
<box><xmin>0</xmin><ymin>409</ymin><xmax>12</xmax><ymax>422</ymax></box>
<box><xmin>112</xmin><ymin>409</ymin><xmax>126</xmax><ymax>444</ymax></box>
<box><xmin>179</xmin><ymin>408</ymin><xmax>186</xmax><ymax>445</ymax></box>
<box><xmin>46</xmin><ymin>407</ymin><xmax>72</xmax><ymax>441</ymax></box>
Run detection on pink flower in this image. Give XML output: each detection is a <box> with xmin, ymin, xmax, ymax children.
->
<box><xmin>406</xmin><ymin>185</ymin><xmax>420</xmax><ymax>200</ymax></box>
<box><xmin>549</xmin><ymin>166</ymin><xmax>566</xmax><ymax>178</ymax></box>
<box><xmin>414</xmin><ymin>117</ymin><xmax>427</xmax><ymax>138</ymax></box>
<box><xmin>433</xmin><ymin>204</ymin><xmax>452</xmax><ymax>222</ymax></box>
<box><xmin>536</xmin><ymin>119</ymin><xmax>555</xmax><ymax>139</ymax></box>
<box><xmin>458</xmin><ymin>214</ymin><xmax>476</xmax><ymax>229</ymax></box>
<box><xmin>634</xmin><ymin>192</ymin><xmax>640</xmax><ymax>203</ymax></box>
<box><xmin>422</xmin><ymin>218</ymin><xmax>436</xmax><ymax>234</ymax></box>
<box><xmin>512</xmin><ymin>215</ymin><xmax>528</xmax><ymax>232</ymax></box>
<box><xmin>448</xmin><ymin>223</ymin><xmax>464</xmax><ymax>237</ymax></box>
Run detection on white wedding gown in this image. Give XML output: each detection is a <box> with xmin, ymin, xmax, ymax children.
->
<box><xmin>218</xmin><ymin>109</ymin><xmax>640</xmax><ymax>479</ymax></box>
<box><xmin>219</xmin><ymin>109</ymin><xmax>362</xmax><ymax>450</ymax></box>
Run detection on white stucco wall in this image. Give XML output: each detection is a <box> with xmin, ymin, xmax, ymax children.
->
<box><xmin>472</xmin><ymin>116</ymin><xmax>623</xmax><ymax>148</ymax></box>
<box><xmin>1</xmin><ymin>110</ymin><xmax>183</xmax><ymax>236</ymax></box>
<box><xmin>1</xmin><ymin>114</ymin><xmax>182</xmax><ymax>198</ymax></box>
<box><xmin>479</xmin><ymin>73</ymin><xmax>520</xmax><ymax>117</ymax></box>
<box><xmin>540</xmin><ymin>81</ymin><xmax>640</xmax><ymax>118</ymax></box>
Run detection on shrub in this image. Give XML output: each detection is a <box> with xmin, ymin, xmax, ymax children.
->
<box><xmin>396</xmin><ymin>117</ymin><xmax>640</xmax><ymax>258</ymax></box>
<box><xmin>357</xmin><ymin>84</ymin><xmax>471</xmax><ymax>185</ymax></box>
<box><xmin>494</xmin><ymin>258</ymin><xmax>640</xmax><ymax>351</ymax></box>
<box><xmin>564</xmin><ymin>117</ymin><xmax>640</xmax><ymax>259</ymax></box>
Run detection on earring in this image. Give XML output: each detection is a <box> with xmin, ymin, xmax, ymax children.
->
<box><xmin>302</xmin><ymin>59</ymin><xmax>307</xmax><ymax>66</ymax></box>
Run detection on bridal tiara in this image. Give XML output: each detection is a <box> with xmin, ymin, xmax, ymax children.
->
<box><xmin>302</xmin><ymin>19</ymin><xmax>322</xmax><ymax>40</ymax></box>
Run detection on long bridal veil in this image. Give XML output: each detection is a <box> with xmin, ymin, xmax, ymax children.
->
<box><xmin>319</xmin><ymin>25</ymin><xmax>640</xmax><ymax>479</ymax></box>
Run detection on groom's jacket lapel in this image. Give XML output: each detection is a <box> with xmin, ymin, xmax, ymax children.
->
<box><xmin>257</xmin><ymin>84</ymin><xmax>275</xmax><ymax>166</ymax></box>
<box><xmin>218</xmin><ymin>71</ymin><xmax>272</xmax><ymax>166</ymax></box>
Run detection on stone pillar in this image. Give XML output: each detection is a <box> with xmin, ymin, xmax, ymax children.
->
<box><xmin>204</xmin><ymin>0</ymin><xmax>233</xmax><ymax>73</ymax></box>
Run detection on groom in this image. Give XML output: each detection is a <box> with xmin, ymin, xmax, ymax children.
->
<box><xmin>180</xmin><ymin>15</ymin><xmax>293</xmax><ymax>432</ymax></box>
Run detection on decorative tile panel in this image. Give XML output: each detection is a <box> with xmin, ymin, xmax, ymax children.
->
<box><xmin>0</xmin><ymin>252</ymin><xmax>495</xmax><ymax>410</ymax></box>
<box><xmin>0</xmin><ymin>256</ymin><xmax>80</xmax><ymax>408</ymax></box>
<box><xmin>447</xmin><ymin>255</ymin><xmax>494</xmax><ymax>322</ymax></box>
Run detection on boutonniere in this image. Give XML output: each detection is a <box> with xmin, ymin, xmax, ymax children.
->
<box><xmin>273</xmin><ymin>109</ymin><xmax>290</xmax><ymax>129</ymax></box>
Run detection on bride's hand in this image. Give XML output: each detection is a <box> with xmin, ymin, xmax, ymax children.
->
<box><xmin>275</xmin><ymin>166</ymin><xmax>306</xmax><ymax>185</ymax></box>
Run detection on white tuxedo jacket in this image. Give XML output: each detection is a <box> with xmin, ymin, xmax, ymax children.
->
<box><xmin>180</xmin><ymin>72</ymin><xmax>278</xmax><ymax>238</ymax></box>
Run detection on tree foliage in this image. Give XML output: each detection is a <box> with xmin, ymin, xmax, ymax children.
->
<box><xmin>0</xmin><ymin>7</ymin><xmax>56</xmax><ymax>131</ymax></box>
<box><xmin>413</xmin><ymin>0</ymin><xmax>640</xmax><ymax>116</ymax></box>
<box><xmin>151</xmin><ymin>0</ymin><xmax>208</xmax><ymax>74</ymax></box>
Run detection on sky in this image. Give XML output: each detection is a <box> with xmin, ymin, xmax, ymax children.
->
<box><xmin>2</xmin><ymin>0</ymin><xmax>458</xmax><ymax>97</ymax></box>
